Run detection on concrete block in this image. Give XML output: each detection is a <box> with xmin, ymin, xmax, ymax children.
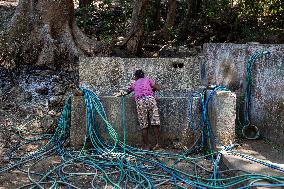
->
<box><xmin>208</xmin><ymin>90</ymin><xmax>236</xmax><ymax>147</ymax></box>
<box><xmin>185</xmin><ymin>96</ymin><xmax>202</xmax><ymax>150</ymax></box>
<box><xmin>70</xmin><ymin>96</ymin><xmax>86</xmax><ymax>149</ymax></box>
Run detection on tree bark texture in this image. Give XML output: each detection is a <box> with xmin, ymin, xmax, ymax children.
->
<box><xmin>0</xmin><ymin>0</ymin><xmax>100</xmax><ymax>70</ymax></box>
<box><xmin>79</xmin><ymin>0</ymin><xmax>93</xmax><ymax>8</ymax></box>
<box><xmin>146</xmin><ymin>0</ymin><xmax>176</xmax><ymax>44</ymax></box>
<box><xmin>161</xmin><ymin>0</ymin><xmax>177</xmax><ymax>40</ymax></box>
<box><xmin>178</xmin><ymin>0</ymin><xmax>201</xmax><ymax>41</ymax></box>
<box><xmin>153</xmin><ymin>0</ymin><xmax>161</xmax><ymax>31</ymax></box>
<box><xmin>126</xmin><ymin>0</ymin><xmax>149</xmax><ymax>56</ymax></box>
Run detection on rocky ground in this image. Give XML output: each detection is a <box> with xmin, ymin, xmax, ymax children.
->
<box><xmin>0</xmin><ymin>66</ymin><xmax>78</xmax><ymax>152</ymax></box>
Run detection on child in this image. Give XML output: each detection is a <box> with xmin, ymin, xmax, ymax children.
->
<box><xmin>117</xmin><ymin>70</ymin><xmax>161</xmax><ymax>150</ymax></box>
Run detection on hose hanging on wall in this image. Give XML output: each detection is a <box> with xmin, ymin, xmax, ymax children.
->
<box><xmin>242</xmin><ymin>51</ymin><xmax>270</xmax><ymax>139</ymax></box>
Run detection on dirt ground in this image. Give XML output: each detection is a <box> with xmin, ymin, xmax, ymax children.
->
<box><xmin>1</xmin><ymin>139</ymin><xmax>283</xmax><ymax>188</ymax></box>
<box><xmin>0</xmin><ymin>145</ymin><xmax>211</xmax><ymax>188</ymax></box>
<box><xmin>238</xmin><ymin>138</ymin><xmax>284</xmax><ymax>165</ymax></box>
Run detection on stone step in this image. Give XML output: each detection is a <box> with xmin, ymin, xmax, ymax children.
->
<box><xmin>221</xmin><ymin>140</ymin><xmax>284</xmax><ymax>189</ymax></box>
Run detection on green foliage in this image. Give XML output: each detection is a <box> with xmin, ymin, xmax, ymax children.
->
<box><xmin>197</xmin><ymin>0</ymin><xmax>284</xmax><ymax>44</ymax></box>
<box><xmin>75</xmin><ymin>0</ymin><xmax>283</xmax><ymax>54</ymax></box>
<box><xmin>168</xmin><ymin>26</ymin><xmax>177</xmax><ymax>40</ymax></box>
<box><xmin>75</xmin><ymin>3</ymin><xmax>97</xmax><ymax>36</ymax></box>
<box><xmin>75</xmin><ymin>0</ymin><xmax>133</xmax><ymax>41</ymax></box>
<box><xmin>103</xmin><ymin>0</ymin><xmax>112</xmax><ymax>5</ymax></box>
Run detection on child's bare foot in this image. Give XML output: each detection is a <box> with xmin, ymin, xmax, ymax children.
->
<box><xmin>153</xmin><ymin>144</ymin><xmax>161</xmax><ymax>151</ymax></box>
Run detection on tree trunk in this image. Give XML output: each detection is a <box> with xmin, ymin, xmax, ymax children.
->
<box><xmin>126</xmin><ymin>0</ymin><xmax>149</xmax><ymax>56</ymax></box>
<box><xmin>0</xmin><ymin>0</ymin><xmax>101</xmax><ymax>70</ymax></box>
<box><xmin>177</xmin><ymin>0</ymin><xmax>201</xmax><ymax>41</ymax></box>
<box><xmin>161</xmin><ymin>0</ymin><xmax>177</xmax><ymax>40</ymax></box>
<box><xmin>153</xmin><ymin>0</ymin><xmax>161</xmax><ymax>31</ymax></box>
<box><xmin>147</xmin><ymin>0</ymin><xmax>176</xmax><ymax>44</ymax></box>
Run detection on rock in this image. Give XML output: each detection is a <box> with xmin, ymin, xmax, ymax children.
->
<box><xmin>35</xmin><ymin>87</ymin><xmax>49</xmax><ymax>95</ymax></box>
<box><xmin>51</xmin><ymin>75</ymin><xmax>61</xmax><ymax>82</ymax></box>
<box><xmin>41</xmin><ymin>114</ymin><xmax>58</xmax><ymax>133</ymax></box>
<box><xmin>41</xmin><ymin>115</ymin><xmax>54</xmax><ymax>128</ymax></box>
<box><xmin>17</xmin><ymin>91</ymin><xmax>33</xmax><ymax>102</ymax></box>
<box><xmin>0</xmin><ymin>121</ymin><xmax>11</xmax><ymax>150</ymax></box>
<box><xmin>24</xmin><ymin>92</ymin><xmax>33</xmax><ymax>101</ymax></box>
<box><xmin>6</xmin><ymin>85</ymin><xmax>32</xmax><ymax>102</ymax></box>
<box><xmin>51</xmin><ymin>84</ymin><xmax>67</xmax><ymax>96</ymax></box>
<box><xmin>48</xmin><ymin>95</ymin><xmax>64</xmax><ymax>108</ymax></box>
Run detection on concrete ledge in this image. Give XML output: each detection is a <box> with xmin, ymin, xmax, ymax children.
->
<box><xmin>79</xmin><ymin>57</ymin><xmax>202</xmax><ymax>97</ymax></box>
<box><xmin>222</xmin><ymin>152</ymin><xmax>284</xmax><ymax>177</ymax></box>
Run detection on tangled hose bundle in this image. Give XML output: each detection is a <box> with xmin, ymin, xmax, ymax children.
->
<box><xmin>1</xmin><ymin>87</ymin><xmax>283</xmax><ymax>188</ymax></box>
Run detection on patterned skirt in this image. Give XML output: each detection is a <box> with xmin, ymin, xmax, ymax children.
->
<box><xmin>136</xmin><ymin>96</ymin><xmax>160</xmax><ymax>130</ymax></box>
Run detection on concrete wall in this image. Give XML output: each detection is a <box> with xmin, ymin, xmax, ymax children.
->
<box><xmin>76</xmin><ymin>43</ymin><xmax>284</xmax><ymax>148</ymax></box>
<box><xmin>70</xmin><ymin>93</ymin><xmax>237</xmax><ymax>149</ymax></box>
<box><xmin>78</xmin><ymin>57</ymin><xmax>205</xmax><ymax>147</ymax></box>
<box><xmin>79</xmin><ymin>57</ymin><xmax>202</xmax><ymax>97</ymax></box>
<box><xmin>100</xmin><ymin>97</ymin><xmax>192</xmax><ymax>147</ymax></box>
<box><xmin>70</xmin><ymin>96</ymin><xmax>195</xmax><ymax>148</ymax></box>
<box><xmin>204</xmin><ymin>43</ymin><xmax>284</xmax><ymax>147</ymax></box>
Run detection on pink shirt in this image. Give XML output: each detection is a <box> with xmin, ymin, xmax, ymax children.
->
<box><xmin>128</xmin><ymin>78</ymin><xmax>155</xmax><ymax>100</ymax></box>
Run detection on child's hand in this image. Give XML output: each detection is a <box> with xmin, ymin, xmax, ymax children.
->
<box><xmin>113</xmin><ymin>90</ymin><xmax>127</xmax><ymax>97</ymax></box>
<box><xmin>113</xmin><ymin>92</ymin><xmax>122</xmax><ymax>97</ymax></box>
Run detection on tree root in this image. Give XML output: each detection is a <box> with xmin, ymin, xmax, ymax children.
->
<box><xmin>37</xmin><ymin>24</ymin><xmax>55</xmax><ymax>66</ymax></box>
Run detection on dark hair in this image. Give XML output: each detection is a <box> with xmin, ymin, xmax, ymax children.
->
<box><xmin>134</xmin><ymin>69</ymin><xmax>144</xmax><ymax>78</ymax></box>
